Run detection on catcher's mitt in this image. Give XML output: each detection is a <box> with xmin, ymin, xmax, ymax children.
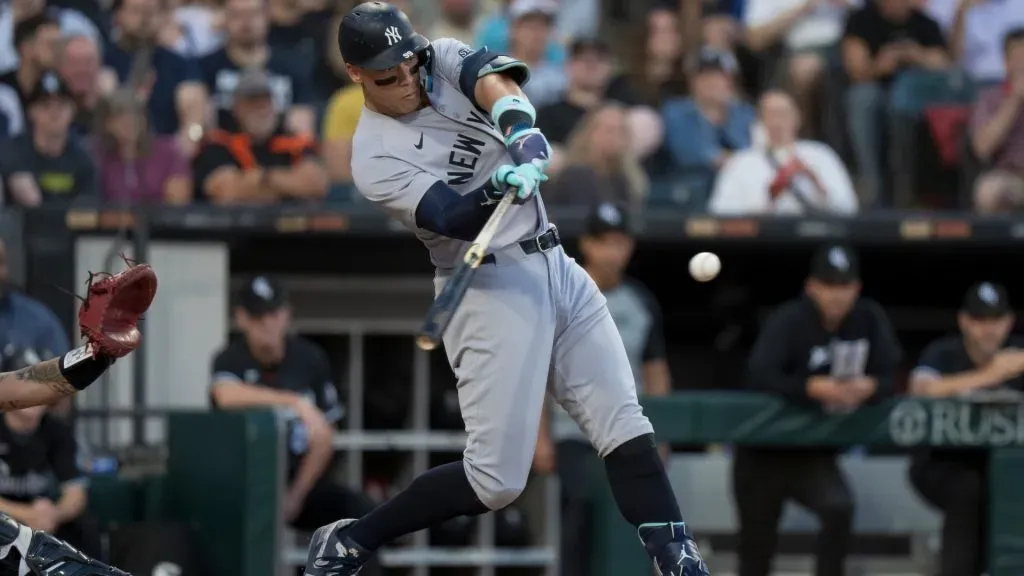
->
<box><xmin>78</xmin><ymin>258</ymin><xmax>158</xmax><ymax>359</ymax></box>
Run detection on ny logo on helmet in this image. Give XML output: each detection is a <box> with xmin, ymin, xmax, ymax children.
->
<box><xmin>385</xmin><ymin>26</ymin><xmax>403</xmax><ymax>46</ymax></box>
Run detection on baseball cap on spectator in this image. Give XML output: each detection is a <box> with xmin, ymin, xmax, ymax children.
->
<box><xmin>568</xmin><ymin>37</ymin><xmax>610</xmax><ymax>59</ymax></box>
<box><xmin>26</xmin><ymin>72</ymin><xmax>73</xmax><ymax>106</ymax></box>
<box><xmin>234</xmin><ymin>68</ymin><xmax>273</xmax><ymax>100</ymax></box>
<box><xmin>237</xmin><ymin>275</ymin><xmax>289</xmax><ymax>316</ymax></box>
<box><xmin>509</xmin><ymin>0</ymin><xmax>557</xmax><ymax>20</ymax></box>
<box><xmin>14</xmin><ymin>10</ymin><xmax>58</xmax><ymax>50</ymax></box>
<box><xmin>687</xmin><ymin>46</ymin><xmax>737</xmax><ymax>76</ymax></box>
<box><xmin>584</xmin><ymin>202</ymin><xmax>631</xmax><ymax>237</ymax></box>
<box><xmin>962</xmin><ymin>282</ymin><xmax>1012</xmax><ymax>318</ymax></box>
<box><xmin>808</xmin><ymin>244</ymin><xmax>859</xmax><ymax>285</ymax></box>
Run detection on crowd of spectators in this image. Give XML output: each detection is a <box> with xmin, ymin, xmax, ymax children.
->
<box><xmin>0</xmin><ymin>0</ymin><xmax>1020</xmax><ymax>214</ymax></box>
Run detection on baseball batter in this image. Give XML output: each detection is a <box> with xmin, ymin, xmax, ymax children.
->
<box><xmin>305</xmin><ymin>4</ymin><xmax>709</xmax><ymax>576</ymax></box>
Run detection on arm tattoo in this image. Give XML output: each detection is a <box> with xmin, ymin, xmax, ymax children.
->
<box><xmin>0</xmin><ymin>358</ymin><xmax>76</xmax><ymax>411</ymax></box>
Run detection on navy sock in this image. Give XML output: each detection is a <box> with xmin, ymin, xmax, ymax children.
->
<box><xmin>346</xmin><ymin>461</ymin><xmax>489</xmax><ymax>551</ymax></box>
<box><xmin>604</xmin><ymin>433</ymin><xmax>683</xmax><ymax>526</ymax></box>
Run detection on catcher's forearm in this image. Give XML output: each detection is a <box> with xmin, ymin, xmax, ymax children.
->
<box><xmin>0</xmin><ymin>346</ymin><xmax>112</xmax><ymax>411</ymax></box>
<box><xmin>0</xmin><ymin>358</ymin><xmax>77</xmax><ymax>411</ymax></box>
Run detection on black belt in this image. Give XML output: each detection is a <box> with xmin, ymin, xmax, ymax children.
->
<box><xmin>481</xmin><ymin>227</ymin><xmax>561</xmax><ymax>265</ymax></box>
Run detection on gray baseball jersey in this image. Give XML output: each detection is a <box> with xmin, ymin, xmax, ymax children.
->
<box><xmin>352</xmin><ymin>38</ymin><xmax>547</xmax><ymax>269</ymax></box>
<box><xmin>351</xmin><ymin>38</ymin><xmax>654</xmax><ymax>511</ymax></box>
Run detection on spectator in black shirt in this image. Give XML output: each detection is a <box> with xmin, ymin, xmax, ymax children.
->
<box><xmin>103</xmin><ymin>0</ymin><xmax>207</xmax><ymax>153</ymax></box>
<box><xmin>209</xmin><ymin>275</ymin><xmax>379</xmax><ymax>574</ymax></box>
<box><xmin>908</xmin><ymin>282</ymin><xmax>1024</xmax><ymax>576</ymax></box>
<box><xmin>198</xmin><ymin>0</ymin><xmax>315</xmax><ymax>135</ymax></box>
<box><xmin>0</xmin><ymin>72</ymin><xmax>96</xmax><ymax>206</ymax></box>
<box><xmin>536</xmin><ymin>38</ymin><xmax>614</xmax><ymax>172</ymax></box>
<box><xmin>0</xmin><ymin>12</ymin><xmax>61</xmax><ymax>138</ymax></box>
<box><xmin>0</xmin><ymin>404</ymin><xmax>97</xmax><ymax>558</ymax></box>
<box><xmin>841</xmin><ymin>0</ymin><xmax>950</xmax><ymax>205</ymax></box>
<box><xmin>735</xmin><ymin>243</ymin><xmax>902</xmax><ymax>576</ymax></box>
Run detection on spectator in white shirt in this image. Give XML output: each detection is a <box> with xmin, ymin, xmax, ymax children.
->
<box><xmin>709</xmin><ymin>89</ymin><xmax>858</xmax><ymax>215</ymax></box>
<box><xmin>925</xmin><ymin>0</ymin><xmax>1024</xmax><ymax>85</ymax></box>
<box><xmin>745</xmin><ymin>0</ymin><xmax>862</xmax><ymax>135</ymax></box>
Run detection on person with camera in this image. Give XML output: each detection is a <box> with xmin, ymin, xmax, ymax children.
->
<box><xmin>908</xmin><ymin>282</ymin><xmax>1024</xmax><ymax>576</ymax></box>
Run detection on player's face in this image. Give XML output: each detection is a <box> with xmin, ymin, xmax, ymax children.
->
<box><xmin>806</xmin><ymin>279</ymin><xmax>860</xmax><ymax>325</ymax></box>
<box><xmin>239</xmin><ymin>307</ymin><xmax>290</xmax><ymax>350</ymax></box>
<box><xmin>580</xmin><ymin>231</ymin><xmax>634</xmax><ymax>275</ymax></box>
<box><xmin>959</xmin><ymin>313</ymin><xmax>1014</xmax><ymax>357</ymax></box>
<box><xmin>349</xmin><ymin>57</ymin><xmax>424</xmax><ymax>117</ymax></box>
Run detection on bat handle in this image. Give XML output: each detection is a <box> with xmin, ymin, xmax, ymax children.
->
<box><xmin>416</xmin><ymin>335</ymin><xmax>438</xmax><ymax>351</ymax></box>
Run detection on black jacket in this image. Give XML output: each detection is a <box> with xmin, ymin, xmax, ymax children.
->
<box><xmin>747</xmin><ymin>296</ymin><xmax>902</xmax><ymax>405</ymax></box>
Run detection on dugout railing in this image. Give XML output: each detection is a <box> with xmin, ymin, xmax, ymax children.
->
<box><xmin>252</xmin><ymin>274</ymin><xmax>562</xmax><ymax>576</ymax></box>
<box><xmin>274</xmin><ymin>327</ymin><xmax>562</xmax><ymax>576</ymax></box>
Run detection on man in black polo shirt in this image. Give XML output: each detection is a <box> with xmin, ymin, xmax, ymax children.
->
<box><xmin>209</xmin><ymin>275</ymin><xmax>380</xmax><ymax>574</ymax></box>
<box><xmin>210</xmin><ymin>276</ymin><xmax>369</xmax><ymax>522</ymax></box>
<box><xmin>735</xmin><ymin>243</ymin><xmax>902</xmax><ymax>576</ymax></box>
<box><xmin>0</xmin><ymin>404</ymin><xmax>97</xmax><ymax>557</ymax></box>
<box><xmin>908</xmin><ymin>282</ymin><xmax>1024</xmax><ymax>576</ymax></box>
<box><xmin>193</xmin><ymin>67</ymin><xmax>327</xmax><ymax>205</ymax></box>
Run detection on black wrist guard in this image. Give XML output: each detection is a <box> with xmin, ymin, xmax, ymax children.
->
<box><xmin>58</xmin><ymin>345</ymin><xmax>113</xmax><ymax>391</ymax></box>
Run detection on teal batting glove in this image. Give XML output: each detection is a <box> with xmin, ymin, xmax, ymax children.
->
<box><xmin>491</xmin><ymin>162</ymin><xmax>548</xmax><ymax>204</ymax></box>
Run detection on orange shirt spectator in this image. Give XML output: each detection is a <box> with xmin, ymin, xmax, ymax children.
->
<box><xmin>193</xmin><ymin>68</ymin><xmax>326</xmax><ymax>205</ymax></box>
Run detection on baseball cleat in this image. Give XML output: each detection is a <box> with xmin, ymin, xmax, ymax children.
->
<box><xmin>638</xmin><ymin>522</ymin><xmax>710</xmax><ymax>576</ymax></box>
<box><xmin>4</xmin><ymin>517</ymin><xmax>129</xmax><ymax>576</ymax></box>
<box><xmin>304</xmin><ymin>519</ymin><xmax>370</xmax><ymax>576</ymax></box>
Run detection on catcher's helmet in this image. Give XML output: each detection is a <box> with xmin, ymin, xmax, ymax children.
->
<box><xmin>340</xmin><ymin>2</ymin><xmax>430</xmax><ymax>71</ymax></box>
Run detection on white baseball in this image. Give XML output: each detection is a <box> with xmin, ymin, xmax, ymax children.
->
<box><xmin>689</xmin><ymin>252</ymin><xmax>721</xmax><ymax>282</ymax></box>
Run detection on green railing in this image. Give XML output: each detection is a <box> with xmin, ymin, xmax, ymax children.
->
<box><xmin>593</xmin><ymin>393</ymin><xmax>1024</xmax><ymax>576</ymax></box>
<box><xmin>87</xmin><ymin>395</ymin><xmax>1024</xmax><ymax>576</ymax></box>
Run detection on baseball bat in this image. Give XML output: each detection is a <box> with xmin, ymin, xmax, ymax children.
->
<box><xmin>415</xmin><ymin>188</ymin><xmax>518</xmax><ymax>351</ymax></box>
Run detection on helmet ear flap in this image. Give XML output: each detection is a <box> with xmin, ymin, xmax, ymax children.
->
<box><xmin>417</xmin><ymin>45</ymin><xmax>434</xmax><ymax>92</ymax></box>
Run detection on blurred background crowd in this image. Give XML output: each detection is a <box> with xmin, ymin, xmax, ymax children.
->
<box><xmin>0</xmin><ymin>0</ymin><xmax>1021</xmax><ymax>214</ymax></box>
<box><xmin>2</xmin><ymin>0</ymin><xmax>1024</xmax><ymax>575</ymax></box>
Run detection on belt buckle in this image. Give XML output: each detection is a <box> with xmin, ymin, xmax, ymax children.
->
<box><xmin>536</xmin><ymin>227</ymin><xmax>558</xmax><ymax>253</ymax></box>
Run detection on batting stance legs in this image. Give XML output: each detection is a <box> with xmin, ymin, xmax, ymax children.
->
<box><xmin>306</xmin><ymin>245</ymin><xmax>709</xmax><ymax>576</ymax></box>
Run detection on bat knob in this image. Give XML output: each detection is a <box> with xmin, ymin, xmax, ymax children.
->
<box><xmin>416</xmin><ymin>335</ymin><xmax>438</xmax><ymax>351</ymax></box>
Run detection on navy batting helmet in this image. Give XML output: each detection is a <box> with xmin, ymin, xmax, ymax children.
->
<box><xmin>339</xmin><ymin>2</ymin><xmax>430</xmax><ymax>71</ymax></box>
